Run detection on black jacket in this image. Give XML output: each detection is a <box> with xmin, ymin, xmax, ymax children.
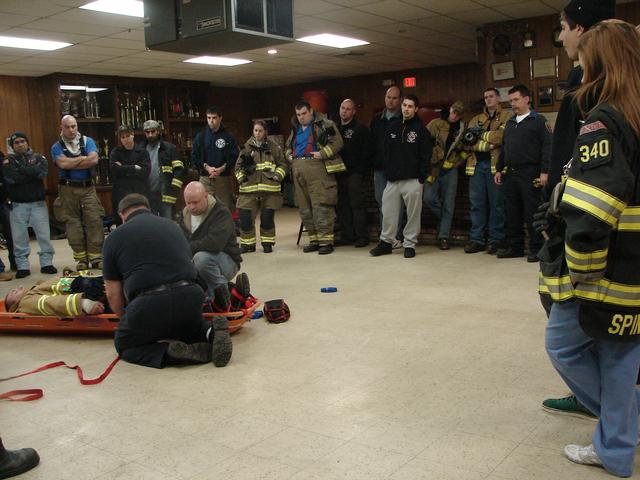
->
<box><xmin>546</xmin><ymin>66</ymin><xmax>584</xmax><ymax>194</ymax></box>
<box><xmin>181</xmin><ymin>195</ymin><xmax>242</xmax><ymax>268</ymax></box>
<box><xmin>370</xmin><ymin>109</ymin><xmax>402</xmax><ymax>171</ymax></box>
<box><xmin>497</xmin><ymin>111</ymin><xmax>552</xmax><ymax>173</ymax></box>
<box><xmin>384</xmin><ymin>115</ymin><xmax>432</xmax><ymax>182</ymax></box>
<box><xmin>2</xmin><ymin>150</ymin><xmax>48</xmax><ymax>203</ymax></box>
<box><xmin>142</xmin><ymin>140</ymin><xmax>186</xmax><ymax>206</ymax></box>
<box><xmin>337</xmin><ymin>118</ymin><xmax>371</xmax><ymax>175</ymax></box>
<box><xmin>109</xmin><ymin>145</ymin><xmax>151</xmax><ymax>212</ymax></box>
<box><xmin>191</xmin><ymin>124</ymin><xmax>239</xmax><ymax>177</ymax></box>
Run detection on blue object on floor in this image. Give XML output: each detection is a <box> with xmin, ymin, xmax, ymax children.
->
<box><xmin>252</xmin><ymin>310</ymin><xmax>264</xmax><ymax>319</ymax></box>
<box><xmin>321</xmin><ymin>287</ymin><xmax>338</xmax><ymax>293</ymax></box>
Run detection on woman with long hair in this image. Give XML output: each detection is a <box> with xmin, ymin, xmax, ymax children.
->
<box><xmin>234</xmin><ymin>120</ymin><xmax>288</xmax><ymax>253</ymax></box>
<box><xmin>542</xmin><ymin>20</ymin><xmax>640</xmax><ymax>477</ymax></box>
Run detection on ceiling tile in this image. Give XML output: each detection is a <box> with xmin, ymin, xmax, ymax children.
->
<box><xmin>293</xmin><ymin>16</ymin><xmax>356</xmax><ymax>35</ymax></box>
<box><xmin>48</xmin><ymin>9</ymin><xmax>143</xmax><ymax>29</ymax></box>
<box><xmin>83</xmin><ymin>37</ymin><xmax>144</xmax><ymax>51</ymax></box>
<box><xmin>404</xmin><ymin>0</ymin><xmax>480</xmax><ymax>14</ymax></box>
<box><xmin>495</xmin><ymin>1</ymin><xmax>556</xmax><ymax>18</ymax></box>
<box><xmin>408</xmin><ymin>15</ymin><xmax>471</xmax><ymax>33</ymax></box>
<box><xmin>451</xmin><ymin>8</ymin><xmax>512</xmax><ymax>24</ymax></box>
<box><xmin>109</xmin><ymin>29</ymin><xmax>145</xmax><ymax>42</ymax></box>
<box><xmin>316</xmin><ymin>9</ymin><xmax>391</xmax><ymax>28</ymax></box>
<box><xmin>0</xmin><ymin>13</ymin><xmax>40</xmax><ymax>27</ymax></box>
<box><xmin>294</xmin><ymin>0</ymin><xmax>344</xmax><ymax>15</ymax></box>
<box><xmin>19</xmin><ymin>18</ymin><xmax>125</xmax><ymax>36</ymax></box>
<box><xmin>354</xmin><ymin>1</ymin><xmax>437</xmax><ymax>21</ymax></box>
<box><xmin>0</xmin><ymin>1</ymin><xmax>71</xmax><ymax>16</ymax></box>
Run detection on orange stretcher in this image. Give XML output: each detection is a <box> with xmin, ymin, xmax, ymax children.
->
<box><xmin>0</xmin><ymin>299</ymin><xmax>259</xmax><ymax>336</ymax></box>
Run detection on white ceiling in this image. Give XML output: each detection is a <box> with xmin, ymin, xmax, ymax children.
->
<box><xmin>0</xmin><ymin>0</ymin><xmax>633</xmax><ymax>88</ymax></box>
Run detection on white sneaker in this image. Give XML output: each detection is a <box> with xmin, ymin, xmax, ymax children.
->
<box><xmin>392</xmin><ymin>239</ymin><xmax>402</xmax><ymax>249</ymax></box>
<box><xmin>564</xmin><ymin>444</ymin><xmax>603</xmax><ymax>467</ymax></box>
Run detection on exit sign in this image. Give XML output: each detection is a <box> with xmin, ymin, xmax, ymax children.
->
<box><xmin>403</xmin><ymin>77</ymin><xmax>416</xmax><ymax>88</ymax></box>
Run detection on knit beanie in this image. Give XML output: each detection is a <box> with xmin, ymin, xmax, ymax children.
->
<box><xmin>563</xmin><ymin>0</ymin><xmax>616</xmax><ymax>29</ymax></box>
<box><xmin>9</xmin><ymin>132</ymin><xmax>28</xmax><ymax>147</ymax></box>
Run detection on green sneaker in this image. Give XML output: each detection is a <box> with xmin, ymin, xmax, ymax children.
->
<box><xmin>542</xmin><ymin>394</ymin><xmax>598</xmax><ymax>421</ymax></box>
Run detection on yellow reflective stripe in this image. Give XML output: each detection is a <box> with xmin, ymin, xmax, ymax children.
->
<box><xmin>322</xmin><ymin>145</ymin><xmax>334</xmax><ymax>158</ymax></box>
<box><xmin>275</xmin><ymin>167</ymin><xmax>286</xmax><ymax>178</ymax></box>
<box><xmin>161</xmin><ymin>166</ymin><xmax>173</xmax><ymax>173</ymax></box>
<box><xmin>261</xmin><ymin>235</ymin><xmax>275</xmax><ymax>242</ymax></box>
<box><xmin>239</xmin><ymin>184</ymin><xmax>281</xmax><ymax>193</ymax></box>
<box><xmin>255</xmin><ymin>162</ymin><xmax>275</xmax><ymax>169</ymax></box>
<box><xmin>171</xmin><ymin>160</ymin><xmax>184</xmax><ymax>169</ymax></box>
<box><xmin>317</xmin><ymin>234</ymin><xmax>334</xmax><ymax>241</ymax></box>
<box><xmin>307</xmin><ymin>234</ymin><xmax>318</xmax><ymax>242</ymax></box>
<box><xmin>162</xmin><ymin>195</ymin><xmax>177</xmax><ymax>204</ymax></box>
<box><xmin>66</xmin><ymin>294</ymin><xmax>76</xmax><ymax>317</ymax></box>
<box><xmin>235</xmin><ymin>172</ymin><xmax>246</xmax><ymax>182</ymax></box>
<box><xmin>87</xmin><ymin>253</ymin><xmax>102</xmax><ymax>260</ymax></box>
<box><xmin>325</xmin><ymin>164</ymin><xmax>346</xmax><ymax>173</ymax></box>
<box><xmin>480</xmin><ymin>132</ymin><xmax>492</xmax><ymax>142</ymax></box>
<box><xmin>565</xmin><ymin>243</ymin><xmax>608</xmax><ymax>271</ymax></box>
<box><xmin>574</xmin><ymin>278</ymin><xmax>640</xmax><ymax>307</ymax></box>
<box><xmin>73</xmin><ymin>251</ymin><xmax>87</xmax><ymax>260</ymax></box>
<box><xmin>477</xmin><ymin>140</ymin><xmax>490</xmax><ymax>152</ymax></box>
<box><xmin>618</xmin><ymin>206</ymin><xmax>640</xmax><ymax>231</ymax></box>
<box><xmin>37</xmin><ymin>296</ymin><xmax>53</xmax><ymax>316</ymax></box>
<box><xmin>240</xmin><ymin>237</ymin><xmax>256</xmax><ymax>245</ymax></box>
<box><xmin>465</xmin><ymin>165</ymin><xmax>475</xmax><ymax>175</ymax></box>
<box><xmin>442</xmin><ymin>160</ymin><xmax>454</xmax><ymax>169</ymax></box>
<box><xmin>538</xmin><ymin>274</ymin><xmax>575</xmax><ymax>302</ymax></box>
<box><xmin>171</xmin><ymin>178</ymin><xmax>183</xmax><ymax>189</ymax></box>
<box><xmin>563</xmin><ymin>178</ymin><xmax>625</xmax><ymax>227</ymax></box>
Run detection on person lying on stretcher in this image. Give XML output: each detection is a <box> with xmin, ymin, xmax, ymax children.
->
<box><xmin>4</xmin><ymin>275</ymin><xmax>108</xmax><ymax>317</ymax></box>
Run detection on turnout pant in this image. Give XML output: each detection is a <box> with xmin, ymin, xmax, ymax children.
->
<box><xmin>148</xmin><ymin>190</ymin><xmax>174</xmax><ymax>220</ymax></box>
<box><xmin>291</xmin><ymin>158</ymin><xmax>337</xmax><ymax>246</ymax></box>
<box><xmin>423</xmin><ymin>168</ymin><xmax>458</xmax><ymax>240</ymax></box>
<box><xmin>546</xmin><ymin>302</ymin><xmax>640</xmax><ymax>477</ymax></box>
<box><xmin>200</xmin><ymin>176</ymin><xmax>236</xmax><ymax>213</ymax></box>
<box><xmin>502</xmin><ymin>166</ymin><xmax>543</xmax><ymax>254</ymax></box>
<box><xmin>336</xmin><ymin>172</ymin><xmax>368</xmax><ymax>244</ymax></box>
<box><xmin>380</xmin><ymin>178</ymin><xmax>422</xmax><ymax>248</ymax></box>
<box><xmin>237</xmin><ymin>193</ymin><xmax>282</xmax><ymax>247</ymax></box>
<box><xmin>53</xmin><ymin>185</ymin><xmax>104</xmax><ymax>265</ymax></box>
<box><xmin>114</xmin><ymin>283</ymin><xmax>209</xmax><ymax>369</ymax></box>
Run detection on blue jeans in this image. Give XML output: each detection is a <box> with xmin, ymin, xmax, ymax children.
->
<box><xmin>423</xmin><ymin>168</ymin><xmax>458</xmax><ymax>240</ymax></box>
<box><xmin>193</xmin><ymin>250</ymin><xmax>239</xmax><ymax>300</ymax></box>
<box><xmin>468</xmin><ymin>160</ymin><xmax>505</xmax><ymax>245</ymax></box>
<box><xmin>546</xmin><ymin>302</ymin><xmax>640</xmax><ymax>477</ymax></box>
<box><xmin>9</xmin><ymin>201</ymin><xmax>55</xmax><ymax>270</ymax></box>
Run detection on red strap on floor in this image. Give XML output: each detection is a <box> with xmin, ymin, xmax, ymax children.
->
<box><xmin>0</xmin><ymin>355</ymin><xmax>120</xmax><ymax>402</ymax></box>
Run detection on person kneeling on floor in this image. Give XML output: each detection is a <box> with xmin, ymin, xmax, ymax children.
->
<box><xmin>181</xmin><ymin>181</ymin><xmax>243</xmax><ymax>302</ymax></box>
<box><xmin>103</xmin><ymin>193</ymin><xmax>232</xmax><ymax>369</ymax></box>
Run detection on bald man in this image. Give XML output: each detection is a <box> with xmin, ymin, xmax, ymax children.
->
<box><xmin>181</xmin><ymin>182</ymin><xmax>242</xmax><ymax>300</ymax></box>
<box><xmin>51</xmin><ymin>115</ymin><xmax>105</xmax><ymax>270</ymax></box>
<box><xmin>336</xmin><ymin>99</ymin><xmax>371</xmax><ymax>247</ymax></box>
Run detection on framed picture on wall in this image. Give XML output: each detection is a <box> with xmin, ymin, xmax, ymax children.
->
<box><xmin>538</xmin><ymin>86</ymin><xmax>554</xmax><ymax>107</ymax></box>
<box><xmin>497</xmin><ymin>86</ymin><xmax>512</xmax><ymax>103</ymax></box>
<box><xmin>492</xmin><ymin>61</ymin><xmax>515</xmax><ymax>81</ymax></box>
<box><xmin>530</xmin><ymin>56</ymin><xmax>558</xmax><ymax>79</ymax></box>
<box><xmin>555</xmin><ymin>80</ymin><xmax>568</xmax><ymax>101</ymax></box>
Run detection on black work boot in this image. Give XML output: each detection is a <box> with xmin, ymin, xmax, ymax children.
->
<box><xmin>240</xmin><ymin>244</ymin><xmax>256</xmax><ymax>254</ymax></box>
<box><xmin>211</xmin><ymin>317</ymin><xmax>232</xmax><ymax>367</ymax></box>
<box><xmin>318</xmin><ymin>245</ymin><xmax>334</xmax><ymax>255</ymax></box>
<box><xmin>0</xmin><ymin>442</ymin><xmax>40</xmax><ymax>479</ymax></box>
<box><xmin>165</xmin><ymin>341</ymin><xmax>212</xmax><ymax>365</ymax></box>
<box><xmin>370</xmin><ymin>241</ymin><xmax>392</xmax><ymax>257</ymax></box>
<box><xmin>212</xmin><ymin>284</ymin><xmax>231</xmax><ymax>313</ymax></box>
<box><xmin>303</xmin><ymin>243</ymin><xmax>319</xmax><ymax>253</ymax></box>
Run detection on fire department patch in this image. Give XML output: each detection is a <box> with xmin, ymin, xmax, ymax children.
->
<box><xmin>406</xmin><ymin>131</ymin><xmax>417</xmax><ymax>143</ymax></box>
<box><xmin>343</xmin><ymin>129</ymin><xmax>354</xmax><ymax>139</ymax></box>
<box><xmin>215</xmin><ymin>138</ymin><xmax>226</xmax><ymax>148</ymax></box>
<box><xmin>579</xmin><ymin>121</ymin><xmax>607</xmax><ymax>136</ymax></box>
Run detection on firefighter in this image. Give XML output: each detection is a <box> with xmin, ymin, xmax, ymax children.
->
<box><xmin>235</xmin><ymin>120</ymin><xmax>287</xmax><ymax>253</ymax></box>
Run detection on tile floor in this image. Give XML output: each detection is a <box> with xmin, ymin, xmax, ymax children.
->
<box><xmin>0</xmin><ymin>208</ymin><xmax>637</xmax><ymax>479</ymax></box>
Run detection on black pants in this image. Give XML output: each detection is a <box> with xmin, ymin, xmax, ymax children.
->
<box><xmin>503</xmin><ymin>167</ymin><xmax>544</xmax><ymax>254</ymax></box>
<box><xmin>336</xmin><ymin>172</ymin><xmax>369</xmax><ymax>244</ymax></box>
<box><xmin>114</xmin><ymin>283</ymin><xmax>209</xmax><ymax>369</ymax></box>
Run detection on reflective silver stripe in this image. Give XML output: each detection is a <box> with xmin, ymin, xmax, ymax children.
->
<box><xmin>563</xmin><ymin>178</ymin><xmax>625</xmax><ymax>227</ymax></box>
<box><xmin>618</xmin><ymin>206</ymin><xmax>640</xmax><ymax>231</ymax></box>
<box><xmin>538</xmin><ymin>274</ymin><xmax>574</xmax><ymax>301</ymax></box>
<box><xmin>564</xmin><ymin>243</ymin><xmax>607</xmax><ymax>270</ymax></box>
<box><xmin>575</xmin><ymin>279</ymin><xmax>640</xmax><ymax>307</ymax></box>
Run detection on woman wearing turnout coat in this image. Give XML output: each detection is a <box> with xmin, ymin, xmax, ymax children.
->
<box><xmin>234</xmin><ymin>120</ymin><xmax>288</xmax><ymax>253</ymax></box>
<box><xmin>537</xmin><ymin>20</ymin><xmax>640</xmax><ymax>477</ymax></box>
<box><xmin>109</xmin><ymin>125</ymin><xmax>150</xmax><ymax>225</ymax></box>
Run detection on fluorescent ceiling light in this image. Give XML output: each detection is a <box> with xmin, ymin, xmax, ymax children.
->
<box><xmin>184</xmin><ymin>56</ymin><xmax>252</xmax><ymax>66</ymax></box>
<box><xmin>297</xmin><ymin>33</ymin><xmax>369</xmax><ymax>49</ymax></box>
<box><xmin>80</xmin><ymin>0</ymin><xmax>144</xmax><ymax>18</ymax></box>
<box><xmin>0</xmin><ymin>35</ymin><xmax>71</xmax><ymax>51</ymax></box>
<box><xmin>60</xmin><ymin>86</ymin><xmax>108</xmax><ymax>92</ymax></box>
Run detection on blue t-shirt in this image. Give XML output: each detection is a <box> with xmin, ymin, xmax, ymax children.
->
<box><xmin>294</xmin><ymin>125</ymin><xmax>315</xmax><ymax>157</ymax></box>
<box><xmin>51</xmin><ymin>136</ymin><xmax>98</xmax><ymax>180</ymax></box>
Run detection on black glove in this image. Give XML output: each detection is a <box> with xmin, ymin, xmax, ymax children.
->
<box><xmin>241</xmin><ymin>153</ymin><xmax>256</xmax><ymax>175</ymax></box>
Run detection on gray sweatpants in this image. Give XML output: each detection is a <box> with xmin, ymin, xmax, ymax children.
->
<box><xmin>380</xmin><ymin>178</ymin><xmax>423</xmax><ymax>248</ymax></box>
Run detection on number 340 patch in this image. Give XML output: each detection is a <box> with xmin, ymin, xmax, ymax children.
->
<box><xmin>579</xmin><ymin>138</ymin><xmax>610</xmax><ymax>164</ymax></box>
